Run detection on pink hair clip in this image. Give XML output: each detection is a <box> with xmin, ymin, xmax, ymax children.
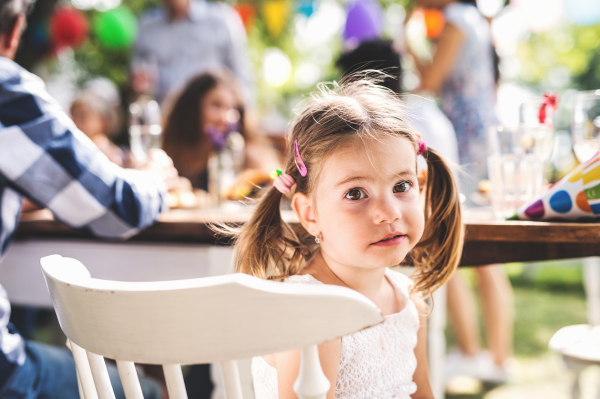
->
<box><xmin>294</xmin><ymin>140</ymin><xmax>307</xmax><ymax>177</ymax></box>
<box><xmin>417</xmin><ymin>139</ymin><xmax>427</xmax><ymax>155</ymax></box>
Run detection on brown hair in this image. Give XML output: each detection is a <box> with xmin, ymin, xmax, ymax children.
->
<box><xmin>229</xmin><ymin>75</ymin><xmax>462</xmax><ymax>295</ymax></box>
<box><xmin>161</xmin><ymin>69</ymin><xmax>245</xmax><ymax>182</ymax></box>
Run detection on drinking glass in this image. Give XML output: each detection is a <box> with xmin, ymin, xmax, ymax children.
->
<box><xmin>572</xmin><ymin>90</ymin><xmax>600</xmax><ymax>163</ymax></box>
<box><xmin>487</xmin><ymin>125</ymin><xmax>553</xmax><ymax>220</ymax></box>
<box><xmin>129</xmin><ymin>97</ymin><xmax>162</xmax><ymax>163</ymax></box>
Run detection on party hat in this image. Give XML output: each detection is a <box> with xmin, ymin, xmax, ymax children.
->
<box><xmin>509</xmin><ymin>152</ymin><xmax>600</xmax><ymax>221</ymax></box>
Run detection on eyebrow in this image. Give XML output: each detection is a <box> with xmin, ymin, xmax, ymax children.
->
<box><xmin>335</xmin><ymin>169</ymin><xmax>416</xmax><ymax>187</ymax></box>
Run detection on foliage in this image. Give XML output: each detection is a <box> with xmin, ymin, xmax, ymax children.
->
<box><xmin>515</xmin><ymin>23</ymin><xmax>600</xmax><ymax>91</ymax></box>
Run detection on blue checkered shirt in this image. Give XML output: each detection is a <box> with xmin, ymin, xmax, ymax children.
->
<box><xmin>0</xmin><ymin>56</ymin><xmax>168</xmax><ymax>381</ymax></box>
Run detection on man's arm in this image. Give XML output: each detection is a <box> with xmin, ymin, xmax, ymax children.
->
<box><xmin>0</xmin><ymin>64</ymin><xmax>168</xmax><ymax>238</ymax></box>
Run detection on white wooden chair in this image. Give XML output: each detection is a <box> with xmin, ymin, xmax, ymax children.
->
<box><xmin>40</xmin><ymin>254</ymin><xmax>383</xmax><ymax>399</ymax></box>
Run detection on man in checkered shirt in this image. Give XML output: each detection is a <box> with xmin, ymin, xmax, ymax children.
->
<box><xmin>0</xmin><ymin>1</ymin><xmax>176</xmax><ymax>397</ymax></box>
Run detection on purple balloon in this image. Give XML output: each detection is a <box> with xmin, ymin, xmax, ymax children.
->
<box><xmin>343</xmin><ymin>0</ymin><xmax>383</xmax><ymax>46</ymax></box>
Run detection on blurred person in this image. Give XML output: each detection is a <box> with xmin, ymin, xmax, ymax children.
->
<box><xmin>404</xmin><ymin>0</ymin><xmax>514</xmax><ymax>384</ymax></box>
<box><xmin>133</xmin><ymin>0</ymin><xmax>253</xmax><ymax>104</ymax></box>
<box><xmin>0</xmin><ymin>1</ymin><xmax>179</xmax><ymax>397</ymax></box>
<box><xmin>70</xmin><ymin>90</ymin><xmax>127</xmax><ymax>167</ymax></box>
<box><xmin>336</xmin><ymin>38</ymin><xmax>459</xmax><ymax>163</ymax></box>
<box><xmin>162</xmin><ymin>69</ymin><xmax>279</xmax><ymax>191</ymax></box>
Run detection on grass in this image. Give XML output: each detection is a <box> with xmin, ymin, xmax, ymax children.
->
<box><xmin>446</xmin><ymin>260</ymin><xmax>594</xmax><ymax>399</ymax></box>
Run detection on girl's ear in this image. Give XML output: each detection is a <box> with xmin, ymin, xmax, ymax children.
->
<box><xmin>291</xmin><ymin>192</ymin><xmax>319</xmax><ymax>236</ymax></box>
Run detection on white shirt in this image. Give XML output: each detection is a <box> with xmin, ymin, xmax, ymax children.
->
<box><xmin>134</xmin><ymin>0</ymin><xmax>253</xmax><ymax>102</ymax></box>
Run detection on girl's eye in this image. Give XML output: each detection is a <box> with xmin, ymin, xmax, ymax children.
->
<box><xmin>393</xmin><ymin>181</ymin><xmax>412</xmax><ymax>193</ymax></box>
<box><xmin>345</xmin><ymin>188</ymin><xmax>367</xmax><ymax>201</ymax></box>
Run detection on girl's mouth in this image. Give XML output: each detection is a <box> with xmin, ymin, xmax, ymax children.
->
<box><xmin>371</xmin><ymin>234</ymin><xmax>407</xmax><ymax>247</ymax></box>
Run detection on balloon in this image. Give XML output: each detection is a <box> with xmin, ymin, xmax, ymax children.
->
<box><xmin>297</xmin><ymin>0</ymin><xmax>316</xmax><ymax>18</ymax></box>
<box><xmin>263</xmin><ymin>0</ymin><xmax>289</xmax><ymax>37</ymax></box>
<box><xmin>49</xmin><ymin>7</ymin><xmax>89</xmax><ymax>49</ymax></box>
<box><xmin>510</xmin><ymin>152</ymin><xmax>600</xmax><ymax>221</ymax></box>
<box><xmin>563</xmin><ymin>0</ymin><xmax>600</xmax><ymax>26</ymax></box>
<box><xmin>343</xmin><ymin>0</ymin><xmax>383</xmax><ymax>46</ymax></box>
<box><xmin>422</xmin><ymin>8</ymin><xmax>445</xmax><ymax>39</ymax></box>
<box><xmin>93</xmin><ymin>6</ymin><xmax>138</xmax><ymax>49</ymax></box>
<box><xmin>234</xmin><ymin>3</ymin><xmax>256</xmax><ymax>32</ymax></box>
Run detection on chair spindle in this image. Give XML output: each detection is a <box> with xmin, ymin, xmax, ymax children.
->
<box><xmin>293</xmin><ymin>344</ymin><xmax>331</xmax><ymax>399</ymax></box>
<box><xmin>116</xmin><ymin>360</ymin><xmax>144</xmax><ymax>399</ymax></box>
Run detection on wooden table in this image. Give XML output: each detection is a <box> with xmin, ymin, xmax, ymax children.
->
<box><xmin>6</xmin><ymin>207</ymin><xmax>600</xmax><ymax>399</ymax></box>
<box><xmin>13</xmin><ymin>208</ymin><xmax>600</xmax><ymax>266</ymax></box>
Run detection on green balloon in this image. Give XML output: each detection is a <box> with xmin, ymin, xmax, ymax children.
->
<box><xmin>93</xmin><ymin>7</ymin><xmax>138</xmax><ymax>49</ymax></box>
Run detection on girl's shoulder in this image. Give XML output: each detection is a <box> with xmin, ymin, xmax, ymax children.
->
<box><xmin>385</xmin><ymin>268</ymin><xmax>414</xmax><ymax>295</ymax></box>
<box><xmin>284</xmin><ymin>274</ymin><xmax>323</xmax><ymax>285</ymax></box>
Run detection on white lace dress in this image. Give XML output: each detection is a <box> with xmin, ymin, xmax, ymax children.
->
<box><xmin>251</xmin><ymin>269</ymin><xmax>420</xmax><ymax>399</ymax></box>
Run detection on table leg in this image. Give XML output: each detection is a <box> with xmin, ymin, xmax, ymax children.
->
<box><xmin>583</xmin><ymin>257</ymin><xmax>600</xmax><ymax>327</ymax></box>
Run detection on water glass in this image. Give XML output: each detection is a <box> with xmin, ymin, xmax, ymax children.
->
<box><xmin>572</xmin><ymin>90</ymin><xmax>600</xmax><ymax>163</ymax></box>
<box><xmin>129</xmin><ymin>97</ymin><xmax>162</xmax><ymax>163</ymax></box>
<box><xmin>487</xmin><ymin>125</ymin><xmax>553</xmax><ymax>220</ymax></box>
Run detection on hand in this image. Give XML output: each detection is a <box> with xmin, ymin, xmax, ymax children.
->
<box><xmin>137</xmin><ymin>149</ymin><xmax>179</xmax><ymax>191</ymax></box>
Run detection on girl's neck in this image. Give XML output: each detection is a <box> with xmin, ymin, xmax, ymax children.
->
<box><xmin>305</xmin><ymin>251</ymin><xmax>388</xmax><ymax>301</ymax></box>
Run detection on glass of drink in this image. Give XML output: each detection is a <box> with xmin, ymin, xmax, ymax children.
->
<box><xmin>572</xmin><ymin>90</ymin><xmax>600</xmax><ymax>163</ymax></box>
<box><xmin>129</xmin><ymin>97</ymin><xmax>162</xmax><ymax>163</ymax></box>
<box><xmin>487</xmin><ymin>125</ymin><xmax>553</xmax><ymax>220</ymax></box>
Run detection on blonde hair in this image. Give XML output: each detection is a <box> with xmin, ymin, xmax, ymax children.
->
<box><xmin>229</xmin><ymin>75</ymin><xmax>463</xmax><ymax>295</ymax></box>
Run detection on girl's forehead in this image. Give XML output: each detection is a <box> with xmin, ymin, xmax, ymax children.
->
<box><xmin>321</xmin><ymin>136</ymin><xmax>416</xmax><ymax>181</ymax></box>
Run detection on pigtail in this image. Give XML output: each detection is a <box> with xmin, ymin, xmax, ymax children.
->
<box><xmin>228</xmin><ymin>174</ymin><xmax>312</xmax><ymax>279</ymax></box>
<box><xmin>411</xmin><ymin>147</ymin><xmax>464</xmax><ymax>294</ymax></box>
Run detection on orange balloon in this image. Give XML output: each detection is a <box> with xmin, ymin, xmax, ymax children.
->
<box><xmin>422</xmin><ymin>8</ymin><xmax>445</xmax><ymax>39</ymax></box>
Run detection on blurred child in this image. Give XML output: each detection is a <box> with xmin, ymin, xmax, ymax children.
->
<box><xmin>227</xmin><ymin>75</ymin><xmax>463</xmax><ymax>398</ymax></box>
<box><xmin>70</xmin><ymin>91</ymin><xmax>126</xmax><ymax>167</ymax></box>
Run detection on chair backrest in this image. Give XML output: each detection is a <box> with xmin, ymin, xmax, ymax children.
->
<box><xmin>41</xmin><ymin>254</ymin><xmax>383</xmax><ymax>399</ymax></box>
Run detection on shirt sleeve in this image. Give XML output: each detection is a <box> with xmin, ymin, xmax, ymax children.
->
<box><xmin>0</xmin><ymin>66</ymin><xmax>168</xmax><ymax>239</ymax></box>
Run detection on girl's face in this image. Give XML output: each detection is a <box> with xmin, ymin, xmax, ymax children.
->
<box><xmin>200</xmin><ymin>84</ymin><xmax>239</xmax><ymax>133</ymax></box>
<box><xmin>311</xmin><ymin>136</ymin><xmax>425</xmax><ymax>270</ymax></box>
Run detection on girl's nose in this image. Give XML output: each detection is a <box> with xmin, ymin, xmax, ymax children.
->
<box><xmin>374</xmin><ymin>193</ymin><xmax>402</xmax><ymax>224</ymax></box>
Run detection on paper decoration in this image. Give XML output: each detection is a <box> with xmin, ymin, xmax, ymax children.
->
<box><xmin>510</xmin><ymin>152</ymin><xmax>600</xmax><ymax>221</ymax></box>
<box><xmin>263</xmin><ymin>0</ymin><xmax>289</xmax><ymax>37</ymax></box>
<box><xmin>343</xmin><ymin>0</ymin><xmax>383</xmax><ymax>46</ymax></box>
<box><xmin>423</xmin><ymin>8</ymin><xmax>445</xmax><ymax>39</ymax></box>
<box><xmin>93</xmin><ymin>6</ymin><xmax>138</xmax><ymax>49</ymax></box>
<box><xmin>234</xmin><ymin>3</ymin><xmax>256</xmax><ymax>32</ymax></box>
<box><xmin>49</xmin><ymin>7</ymin><xmax>89</xmax><ymax>49</ymax></box>
<box><xmin>564</xmin><ymin>0</ymin><xmax>600</xmax><ymax>26</ymax></box>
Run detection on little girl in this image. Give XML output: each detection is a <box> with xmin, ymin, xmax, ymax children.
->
<box><xmin>232</xmin><ymin>76</ymin><xmax>463</xmax><ymax>398</ymax></box>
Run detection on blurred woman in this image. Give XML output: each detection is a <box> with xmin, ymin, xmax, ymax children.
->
<box><xmin>162</xmin><ymin>69</ymin><xmax>278</xmax><ymax>190</ymax></box>
<box><xmin>406</xmin><ymin>0</ymin><xmax>514</xmax><ymax>385</ymax></box>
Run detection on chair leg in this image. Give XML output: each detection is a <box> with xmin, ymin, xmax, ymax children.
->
<box><xmin>221</xmin><ymin>360</ymin><xmax>243</xmax><ymax>399</ymax></box>
<box><xmin>163</xmin><ymin>364</ymin><xmax>188</xmax><ymax>399</ymax></box>
<box><xmin>116</xmin><ymin>361</ymin><xmax>144</xmax><ymax>399</ymax></box>
<box><xmin>571</xmin><ymin>369</ymin><xmax>581</xmax><ymax>399</ymax></box>
<box><xmin>293</xmin><ymin>344</ymin><xmax>331</xmax><ymax>399</ymax></box>
<box><xmin>429</xmin><ymin>285</ymin><xmax>447</xmax><ymax>399</ymax></box>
